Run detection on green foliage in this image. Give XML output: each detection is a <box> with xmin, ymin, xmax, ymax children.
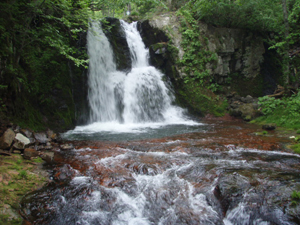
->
<box><xmin>0</xmin><ymin>215</ymin><xmax>22</xmax><ymax>225</ymax></box>
<box><xmin>255</xmin><ymin>92</ymin><xmax>300</xmax><ymax>129</ymax></box>
<box><xmin>19</xmin><ymin>170</ymin><xmax>28</xmax><ymax>179</ymax></box>
<box><xmin>32</xmin><ymin>157</ymin><xmax>44</xmax><ymax>163</ymax></box>
<box><xmin>291</xmin><ymin>190</ymin><xmax>300</xmax><ymax>205</ymax></box>
<box><xmin>188</xmin><ymin>0</ymin><xmax>283</xmax><ymax>32</ymax></box>
<box><xmin>177</xmin><ymin>9</ymin><xmax>218</xmax><ymax>91</ymax></box>
<box><xmin>181</xmin><ymin>0</ymin><xmax>299</xmax><ymax>89</ymax></box>
<box><xmin>291</xmin><ymin>144</ymin><xmax>300</xmax><ymax>154</ymax></box>
<box><xmin>258</xmin><ymin>96</ymin><xmax>282</xmax><ymax>116</ymax></box>
<box><xmin>177</xmin><ymin>81</ymin><xmax>228</xmax><ymax>116</ymax></box>
<box><xmin>255</xmin><ymin>130</ymin><xmax>269</xmax><ymax>136</ymax></box>
<box><xmin>0</xmin><ymin>0</ymin><xmax>91</xmax><ymax>130</ymax></box>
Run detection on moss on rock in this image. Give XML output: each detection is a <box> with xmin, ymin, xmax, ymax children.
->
<box><xmin>176</xmin><ymin>81</ymin><xmax>228</xmax><ymax>117</ymax></box>
<box><xmin>0</xmin><ymin>154</ymin><xmax>48</xmax><ymax>225</ymax></box>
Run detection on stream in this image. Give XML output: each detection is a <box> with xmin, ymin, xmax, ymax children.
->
<box><xmin>19</xmin><ymin>20</ymin><xmax>300</xmax><ymax>224</ymax></box>
<box><xmin>20</xmin><ymin>119</ymin><xmax>300</xmax><ymax>224</ymax></box>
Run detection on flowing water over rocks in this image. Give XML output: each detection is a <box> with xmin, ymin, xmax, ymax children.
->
<box><xmin>20</xmin><ymin>120</ymin><xmax>300</xmax><ymax>224</ymax></box>
<box><xmin>19</xmin><ymin>20</ymin><xmax>300</xmax><ymax>224</ymax></box>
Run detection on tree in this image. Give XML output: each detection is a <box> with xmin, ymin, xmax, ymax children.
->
<box><xmin>0</xmin><ymin>0</ymin><xmax>91</xmax><ymax>128</ymax></box>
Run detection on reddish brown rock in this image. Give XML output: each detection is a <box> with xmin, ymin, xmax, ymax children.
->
<box><xmin>23</xmin><ymin>148</ymin><xmax>40</xmax><ymax>159</ymax></box>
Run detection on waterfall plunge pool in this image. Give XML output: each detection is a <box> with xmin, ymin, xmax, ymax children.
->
<box><xmin>62</xmin><ymin>120</ymin><xmax>205</xmax><ymax>141</ymax></box>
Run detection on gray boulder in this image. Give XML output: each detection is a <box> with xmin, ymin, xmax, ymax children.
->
<box><xmin>13</xmin><ymin>133</ymin><xmax>31</xmax><ymax>150</ymax></box>
<box><xmin>0</xmin><ymin>128</ymin><xmax>15</xmax><ymax>149</ymax></box>
<box><xmin>20</xmin><ymin>129</ymin><xmax>33</xmax><ymax>138</ymax></box>
<box><xmin>34</xmin><ymin>132</ymin><xmax>50</xmax><ymax>144</ymax></box>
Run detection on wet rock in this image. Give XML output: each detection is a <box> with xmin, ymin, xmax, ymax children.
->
<box><xmin>13</xmin><ymin>133</ymin><xmax>31</xmax><ymax>150</ymax></box>
<box><xmin>23</xmin><ymin>148</ymin><xmax>39</xmax><ymax>160</ymax></box>
<box><xmin>44</xmin><ymin>143</ymin><xmax>53</xmax><ymax>150</ymax></box>
<box><xmin>40</xmin><ymin>151</ymin><xmax>55</xmax><ymax>163</ymax></box>
<box><xmin>34</xmin><ymin>132</ymin><xmax>50</xmax><ymax>144</ymax></box>
<box><xmin>216</xmin><ymin>173</ymin><xmax>251</xmax><ymax>214</ymax></box>
<box><xmin>53</xmin><ymin>164</ymin><xmax>76</xmax><ymax>181</ymax></box>
<box><xmin>20</xmin><ymin>129</ymin><xmax>33</xmax><ymax>138</ymax></box>
<box><xmin>262</xmin><ymin>124</ymin><xmax>276</xmax><ymax>130</ymax></box>
<box><xmin>60</xmin><ymin>143</ymin><xmax>74</xmax><ymax>150</ymax></box>
<box><xmin>239</xmin><ymin>103</ymin><xmax>258</xmax><ymax>121</ymax></box>
<box><xmin>13</xmin><ymin>125</ymin><xmax>20</xmax><ymax>133</ymax></box>
<box><xmin>241</xmin><ymin>95</ymin><xmax>254</xmax><ymax>103</ymax></box>
<box><xmin>102</xmin><ymin>17</ymin><xmax>132</xmax><ymax>72</ymax></box>
<box><xmin>0</xmin><ymin>204</ymin><xmax>20</xmax><ymax>222</ymax></box>
<box><xmin>0</xmin><ymin>150</ymin><xmax>11</xmax><ymax>156</ymax></box>
<box><xmin>46</xmin><ymin>129</ymin><xmax>57</xmax><ymax>141</ymax></box>
<box><xmin>13</xmin><ymin>150</ymin><xmax>22</xmax><ymax>154</ymax></box>
<box><xmin>0</xmin><ymin>128</ymin><xmax>15</xmax><ymax>149</ymax></box>
<box><xmin>228</xmin><ymin>94</ymin><xmax>260</xmax><ymax>121</ymax></box>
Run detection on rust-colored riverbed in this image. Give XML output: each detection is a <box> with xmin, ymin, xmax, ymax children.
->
<box><xmin>20</xmin><ymin>119</ymin><xmax>300</xmax><ymax>224</ymax></box>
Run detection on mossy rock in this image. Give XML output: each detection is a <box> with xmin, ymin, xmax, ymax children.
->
<box><xmin>0</xmin><ymin>154</ymin><xmax>47</xmax><ymax>224</ymax></box>
<box><xmin>175</xmin><ymin>81</ymin><xmax>228</xmax><ymax>117</ymax></box>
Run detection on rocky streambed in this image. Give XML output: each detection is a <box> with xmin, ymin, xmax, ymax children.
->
<box><xmin>0</xmin><ymin>124</ymin><xmax>74</xmax><ymax>224</ymax></box>
<box><xmin>9</xmin><ymin>118</ymin><xmax>300</xmax><ymax>225</ymax></box>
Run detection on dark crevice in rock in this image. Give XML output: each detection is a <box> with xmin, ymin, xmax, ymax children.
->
<box><xmin>102</xmin><ymin>18</ymin><xmax>132</xmax><ymax>72</ymax></box>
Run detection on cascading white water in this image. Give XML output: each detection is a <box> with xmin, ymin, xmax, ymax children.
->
<box><xmin>62</xmin><ymin>19</ymin><xmax>199</xmax><ymax>140</ymax></box>
<box><xmin>87</xmin><ymin>21</ymin><xmax>125</xmax><ymax>123</ymax></box>
<box><xmin>86</xmin><ymin>20</ymin><xmax>190</xmax><ymax>127</ymax></box>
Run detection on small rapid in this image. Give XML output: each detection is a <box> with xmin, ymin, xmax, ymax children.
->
<box><xmin>20</xmin><ymin>120</ymin><xmax>300</xmax><ymax>224</ymax></box>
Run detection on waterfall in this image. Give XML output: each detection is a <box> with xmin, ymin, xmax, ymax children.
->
<box><xmin>87</xmin><ymin>20</ymin><xmax>187</xmax><ymax>125</ymax></box>
<box><xmin>63</xmin><ymin>19</ymin><xmax>198</xmax><ymax>139</ymax></box>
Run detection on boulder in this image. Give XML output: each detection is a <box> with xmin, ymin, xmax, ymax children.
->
<box><xmin>241</xmin><ymin>95</ymin><xmax>254</xmax><ymax>104</ymax></box>
<box><xmin>228</xmin><ymin>94</ymin><xmax>260</xmax><ymax>121</ymax></box>
<box><xmin>46</xmin><ymin>129</ymin><xmax>57</xmax><ymax>140</ymax></box>
<box><xmin>40</xmin><ymin>151</ymin><xmax>55</xmax><ymax>163</ymax></box>
<box><xmin>0</xmin><ymin>128</ymin><xmax>15</xmax><ymax>149</ymax></box>
<box><xmin>60</xmin><ymin>143</ymin><xmax>74</xmax><ymax>150</ymax></box>
<box><xmin>13</xmin><ymin>133</ymin><xmax>31</xmax><ymax>150</ymax></box>
<box><xmin>34</xmin><ymin>132</ymin><xmax>50</xmax><ymax>144</ymax></box>
<box><xmin>23</xmin><ymin>148</ymin><xmax>39</xmax><ymax>160</ymax></box>
<box><xmin>262</xmin><ymin>123</ymin><xmax>276</xmax><ymax>130</ymax></box>
<box><xmin>20</xmin><ymin>129</ymin><xmax>33</xmax><ymax>138</ymax></box>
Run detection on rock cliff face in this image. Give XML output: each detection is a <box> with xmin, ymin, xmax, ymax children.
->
<box><xmin>139</xmin><ymin>13</ymin><xmax>268</xmax><ymax>96</ymax></box>
<box><xmin>102</xmin><ymin>18</ymin><xmax>132</xmax><ymax>72</ymax></box>
<box><xmin>205</xmin><ymin>25</ymin><xmax>265</xmax><ymax>83</ymax></box>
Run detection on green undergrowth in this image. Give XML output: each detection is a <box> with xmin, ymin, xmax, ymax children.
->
<box><xmin>177</xmin><ymin>9</ymin><xmax>219</xmax><ymax>92</ymax></box>
<box><xmin>252</xmin><ymin>92</ymin><xmax>300</xmax><ymax>130</ymax></box>
<box><xmin>291</xmin><ymin>190</ymin><xmax>300</xmax><ymax>206</ymax></box>
<box><xmin>251</xmin><ymin>91</ymin><xmax>300</xmax><ymax>154</ymax></box>
<box><xmin>290</xmin><ymin>144</ymin><xmax>300</xmax><ymax>154</ymax></box>
<box><xmin>177</xmin><ymin>81</ymin><xmax>228</xmax><ymax>116</ymax></box>
<box><xmin>0</xmin><ymin>154</ymin><xmax>47</xmax><ymax>225</ymax></box>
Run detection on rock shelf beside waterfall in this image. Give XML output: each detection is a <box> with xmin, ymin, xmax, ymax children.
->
<box><xmin>0</xmin><ymin>125</ymin><xmax>72</xmax><ymax>162</ymax></box>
